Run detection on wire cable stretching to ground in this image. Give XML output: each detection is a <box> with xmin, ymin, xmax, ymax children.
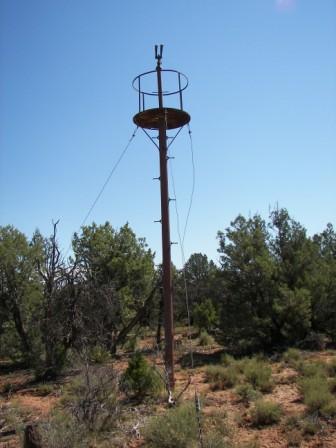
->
<box><xmin>169</xmin><ymin>125</ymin><xmax>205</xmax><ymax>447</ymax></box>
<box><xmin>65</xmin><ymin>126</ymin><xmax>138</xmax><ymax>256</ymax></box>
<box><xmin>182</xmin><ymin>124</ymin><xmax>196</xmax><ymax>245</ymax></box>
<box><xmin>168</xmin><ymin>124</ymin><xmax>196</xmax><ymax>369</ymax></box>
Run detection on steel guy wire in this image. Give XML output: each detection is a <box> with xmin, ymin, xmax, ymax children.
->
<box><xmin>169</xmin><ymin>127</ymin><xmax>206</xmax><ymax>448</ymax></box>
<box><xmin>64</xmin><ymin>127</ymin><xmax>139</xmax><ymax>257</ymax></box>
<box><xmin>183</xmin><ymin>124</ymin><xmax>196</xmax><ymax>246</ymax></box>
<box><xmin>168</xmin><ymin>126</ymin><xmax>196</xmax><ymax>370</ymax></box>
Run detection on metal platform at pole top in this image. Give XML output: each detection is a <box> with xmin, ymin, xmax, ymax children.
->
<box><xmin>132</xmin><ymin>46</ymin><xmax>191</xmax><ymax>130</ymax></box>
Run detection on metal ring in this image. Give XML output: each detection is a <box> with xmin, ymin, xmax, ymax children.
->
<box><xmin>132</xmin><ymin>69</ymin><xmax>189</xmax><ymax>97</ymax></box>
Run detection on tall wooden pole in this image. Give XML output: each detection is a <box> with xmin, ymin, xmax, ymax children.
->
<box><xmin>155</xmin><ymin>46</ymin><xmax>174</xmax><ymax>388</ymax></box>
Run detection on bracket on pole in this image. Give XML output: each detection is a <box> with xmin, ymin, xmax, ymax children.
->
<box><xmin>155</xmin><ymin>44</ymin><xmax>164</xmax><ymax>63</ymax></box>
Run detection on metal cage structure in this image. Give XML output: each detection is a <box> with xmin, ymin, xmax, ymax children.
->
<box><xmin>132</xmin><ymin>68</ymin><xmax>190</xmax><ymax>130</ymax></box>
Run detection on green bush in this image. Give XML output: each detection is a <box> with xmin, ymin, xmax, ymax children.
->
<box><xmin>320</xmin><ymin>400</ymin><xmax>336</xmax><ymax>417</ymax></box>
<box><xmin>243</xmin><ymin>358</ymin><xmax>273</xmax><ymax>393</ymax></box>
<box><xmin>298</xmin><ymin>360</ymin><xmax>326</xmax><ymax>378</ymax></box>
<box><xmin>300</xmin><ymin>375</ymin><xmax>333</xmax><ymax>413</ymax></box>
<box><xmin>144</xmin><ymin>402</ymin><xmax>198</xmax><ymax>448</ymax></box>
<box><xmin>300</xmin><ymin>418</ymin><xmax>321</xmax><ymax>435</ymax></box>
<box><xmin>282</xmin><ymin>348</ymin><xmax>301</xmax><ymax>368</ymax></box>
<box><xmin>235</xmin><ymin>384</ymin><xmax>261</xmax><ymax>404</ymax></box>
<box><xmin>145</xmin><ymin>402</ymin><xmax>234</xmax><ymax>448</ymax></box>
<box><xmin>220</xmin><ymin>354</ymin><xmax>235</xmax><ymax>366</ymax></box>
<box><xmin>234</xmin><ymin>357</ymin><xmax>250</xmax><ymax>373</ymax></box>
<box><xmin>88</xmin><ymin>345</ymin><xmax>111</xmax><ymax>364</ymax></box>
<box><xmin>283</xmin><ymin>414</ymin><xmax>301</xmax><ymax>430</ymax></box>
<box><xmin>121</xmin><ymin>351</ymin><xmax>163</xmax><ymax>399</ymax></box>
<box><xmin>250</xmin><ymin>400</ymin><xmax>282</xmax><ymax>427</ymax></box>
<box><xmin>205</xmin><ymin>408</ymin><xmax>232</xmax><ymax>439</ymax></box>
<box><xmin>0</xmin><ymin>400</ymin><xmax>28</xmax><ymax>442</ymax></box>
<box><xmin>203</xmin><ymin>432</ymin><xmax>233</xmax><ymax>448</ymax></box>
<box><xmin>123</xmin><ymin>335</ymin><xmax>139</xmax><ymax>352</ymax></box>
<box><xmin>206</xmin><ymin>365</ymin><xmax>239</xmax><ymax>390</ymax></box>
<box><xmin>199</xmin><ymin>330</ymin><xmax>215</xmax><ymax>346</ymax></box>
<box><xmin>34</xmin><ymin>383</ymin><xmax>55</xmax><ymax>397</ymax></box>
<box><xmin>0</xmin><ymin>321</ymin><xmax>26</xmax><ymax>363</ymax></box>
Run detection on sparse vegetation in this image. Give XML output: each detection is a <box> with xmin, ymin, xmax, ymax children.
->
<box><xmin>34</xmin><ymin>383</ymin><xmax>56</xmax><ymax>396</ymax></box>
<box><xmin>250</xmin><ymin>400</ymin><xmax>282</xmax><ymax>426</ymax></box>
<box><xmin>282</xmin><ymin>348</ymin><xmax>302</xmax><ymax>368</ymax></box>
<box><xmin>285</xmin><ymin>429</ymin><xmax>303</xmax><ymax>447</ymax></box>
<box><xmin>220</xmin><ymin>353</ymin><xmax>235</xmax><ymax>366</ymax></box>
<box><xmin>2</xmin><ymin>209</ymin><xmax>336</xmax><ymax>446</ymax></box>
<box><xmin>88</xmin><ymin>345</ymin><xmax>111</xmax><ymax>364</ymax></box>
<box><xmin>39</xmin><ymin>412</ymin><xmax>87</xmax><ymax>448</ymax></box>
<box><xmin>320</xmin><ymin>400</ymin><xmax>336</xmax><ymax>417</ymax></box>
<box><xmin>235</xmin><ymin>383</ymin><xmax>261</xmax><ymax>404</ymax></box>
<box><xmin>61</xmin><ymin>365</ymin><xmax>119</xmax><ymax>432</ymax></box>
<box><xmin>299</xmin><ymin>361</ymin><xmax>327</xmax><ymax>377</ymax></box>
<box><xmin>243</xmin><ymin>358</ymin><xmax>273</xmax><ymax>392</ymax></box>
<box><xmin>301</xmin><ymin>418</ymin><xmax>321</xmax><ymax>436</ymax></box>
<box><xmin>206</xmin><ymin>364</ymin><xmax>240</xmax><ymax>389</ymax></box>
<box><xmin>199</xmin><ymin>330</ymin><xmax>215</xmax><ymax>346</ymax></box>
<box><xmin>145</xmin><ymin>402</ymin><xmax>234</xmax><ymax>448</ymax></box>
<box><xmin>144</xmin><ymin>402</ymin><xmax>199</xmax><ymax>448</ymax></box>
<box><xmin>299</xmin><ymin>374</ymin><xmax>333</xmax><ymax>414</ymax></box>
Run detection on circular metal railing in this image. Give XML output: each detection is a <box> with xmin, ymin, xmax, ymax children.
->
<box><xmin>132</xmin><ymin>69</ymin><xmax>189</xmax><ymax>113</ymax></box>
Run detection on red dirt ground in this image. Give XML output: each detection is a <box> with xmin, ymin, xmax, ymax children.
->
<box><xmin>1</xmin><ymin>342</ymin><xmax>336</xmax><ymax>447</ymax></box>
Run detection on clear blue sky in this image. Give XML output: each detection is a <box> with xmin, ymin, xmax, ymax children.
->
<box><xmin>1</xmin><ymin>0</ymin><xmax>335</xmax><ymax>266</ymax></box>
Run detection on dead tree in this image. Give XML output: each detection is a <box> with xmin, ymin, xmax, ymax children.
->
<box><xmin>36</xmin><ymin>220</ymin><xmax>82</xmax><ymax>378</ymax></box>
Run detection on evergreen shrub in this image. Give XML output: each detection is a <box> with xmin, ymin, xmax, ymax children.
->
<box><xmin>121</xmin><ymin>351</ymin><xmax>163</xmax><ymax>399</ymax></box>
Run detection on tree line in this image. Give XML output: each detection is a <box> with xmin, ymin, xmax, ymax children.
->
<box><xmin>1</xmin><ymin>208</ymin><xmax>335</xmax><ymax>376</ymax></box>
